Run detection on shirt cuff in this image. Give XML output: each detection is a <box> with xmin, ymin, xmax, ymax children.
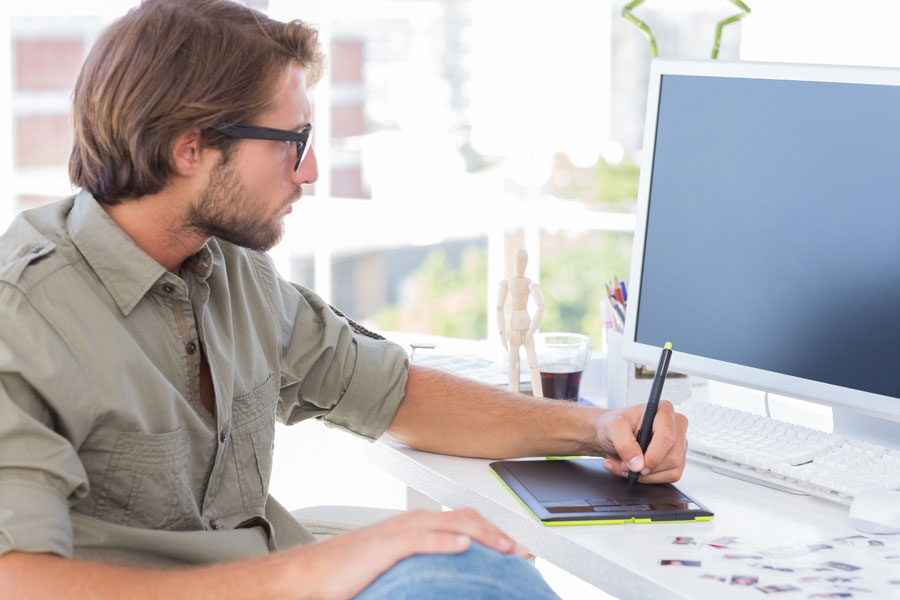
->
<box><xmin>323</xmin><ymin>334</ymin><xmax>409</xmax><ymax>440</ymax></box>
<box><xmin>0</xmin><ymin>479</ymin><xmax>74</xmax><ymax>558</ymax></box>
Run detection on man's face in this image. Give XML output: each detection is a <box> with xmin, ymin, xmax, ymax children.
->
<box><xmin>187</xmin><ymin>65</ymin><xmax>317</xmax><ymax>251</ymax></box>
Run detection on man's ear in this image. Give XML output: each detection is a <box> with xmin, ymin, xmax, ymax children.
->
<box><xmin>171</xmin><ymin>129</ymin><xmax>209</xmax><ymax>176</ymax></box>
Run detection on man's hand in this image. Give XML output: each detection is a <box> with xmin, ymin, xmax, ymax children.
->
<box><xmin>291</xmin><ymin>508</ymin><xmax>529</xmax><ymax>599</ymax></box>
<box><xmin>594</xmin><ymin>400</ymin><xmax>688</xmax><ymax>483</ymax></box>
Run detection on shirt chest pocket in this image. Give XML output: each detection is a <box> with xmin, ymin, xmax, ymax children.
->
<box><xmin>230</xmin><ymin>376</ymin><xmax>278</xmax><ymax>510</ymax></box>
<box><xmin>93</xmin><ymin>428</ymin><xmax>202</xmax><ymax>531</ymax></box>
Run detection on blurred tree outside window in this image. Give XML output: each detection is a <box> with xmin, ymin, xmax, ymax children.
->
<box><xmin>371</xmin><ymin>247</ymin><xmax>487</xmax><ymax>339</ymax></box>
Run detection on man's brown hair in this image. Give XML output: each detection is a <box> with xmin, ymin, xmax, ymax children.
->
<box><xmin>69</xmin><ymin>0</ymin><xmax>325</xmax><ymax>204</ymax></box>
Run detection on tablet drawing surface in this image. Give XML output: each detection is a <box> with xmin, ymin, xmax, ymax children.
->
<box><xmin>490</xmin><ymin>458</ymin><xmax>713</xmax><ymax>525</ymax></box>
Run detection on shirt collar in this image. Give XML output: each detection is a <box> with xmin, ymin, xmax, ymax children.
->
<box><xmin>183</xmin><ymin>244</ymin><xmax>214</xmax><ymax>279</ymax></box>
<box><xmin>68</xmin><ymin>190</ymin><xmax>173</xmax><ymax>316</ymax></box>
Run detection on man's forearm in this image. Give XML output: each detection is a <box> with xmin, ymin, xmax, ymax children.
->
<box><xmin>0</xmin><ymin>550</ymin><xmax>298</xmax><ymax>600</ymax></box>
<box><xmin>385</xmin><ymin>365</ymin><xmax>608</xmax><ymax>458</ymax></box>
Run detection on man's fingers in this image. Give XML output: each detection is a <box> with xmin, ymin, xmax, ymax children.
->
<box><xmin>644</xmin><ymin>409</ymin><xmax>689</xmax><ymax>476</ymax></box>
<box><xmin>601</xmin><ymin>457</ymin><xmax>646</xmax><ymax>479</ymax></box>
<box><xmin>641</xmin><ymin>401</ymin><xmax>681</xmax><ymax>470</ymax></box>
<box><xmin>627</xmin><ymin>442</ymin><xmax>687</xmax><ymax>483</ymax></box>
<box><xmin>435</xmin><ymin>508</ymin><xmax>529</xmax><ymax>558</ymax></box>
<box><xmin>602</xmin><ymin>456</ymin><xmax>684</xmax><ymax>483</ymax></box>
<box><xmin>599</xmin><ymin>401</ymin><xmax>689</xmax><ymax>482</ymax></box>
<box><xmin>391</xmin><ymin>528</ymin><xmax>472</xmax><ymax>555</ymax></box>
<box><xmin>633</xmin><ymin>463</ymin><xmax>686</xmax><ymax>484</ymax></box>
<box><xmin>601</xmin><ymin>458</ymin><xmax>625</xmax><ymax>475</ymax></box>
<box><xmin>396</xmin><ymin>509</ymin><xmax>528</xmax><ymax>558</ymax></box>
<box><xmin>598</xmin><ymin>412</ymin><xmax>645</xmax><ymax>473</ymax></box>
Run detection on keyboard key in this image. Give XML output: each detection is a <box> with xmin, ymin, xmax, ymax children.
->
<box><xmin>787</xmin><ymin>449</ymin><xmax>816</xmax><ymax>466</ymax></box>
<box><xmin>690</xmin><ymin>439</ymin><xmax>717</xmax><ymax>456</ymax></box>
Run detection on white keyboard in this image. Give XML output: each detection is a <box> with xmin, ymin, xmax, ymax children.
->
<box><xmin>679</xmin><ymin>398</ymin><xmax>900</xmax><ymax>505</ymax></box>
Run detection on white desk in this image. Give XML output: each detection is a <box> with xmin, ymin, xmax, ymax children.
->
<box><xmin>368</xmin><ymin>441</ymin><xmax>900</xmax><ymax>599</ymax></box>
<box><xmin>371</xmin><ymin>337</ymin><xmax>899</xmax><ymax>597</ymax></box>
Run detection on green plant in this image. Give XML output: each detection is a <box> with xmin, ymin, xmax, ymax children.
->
<box><xmin>622</xmin><ymin>0</ymin><xmax>751</xmax><ymax>59</ymax></box>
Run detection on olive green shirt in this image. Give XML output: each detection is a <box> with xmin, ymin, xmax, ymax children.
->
<box><xmin>0</xmin><ymin>191</ymin><xmax>409</xmax><ymax>566</ymax></box>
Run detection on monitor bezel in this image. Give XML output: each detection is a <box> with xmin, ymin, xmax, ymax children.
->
<box><xmin>623</xmin><ymin>58</ymin><xmax>900</xmax><ymax>424</ymax></box>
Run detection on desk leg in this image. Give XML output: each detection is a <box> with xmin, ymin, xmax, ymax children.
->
<box><xmin>405</xmin><ymin>486</ymin><xmax>442</xmax><ymax>511</ymax></box>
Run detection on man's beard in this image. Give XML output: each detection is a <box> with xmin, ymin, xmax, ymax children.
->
<box><xmin>186</xmin><ymin>156</ymin><xmax>300</xmax><ymax>252</ymax></box>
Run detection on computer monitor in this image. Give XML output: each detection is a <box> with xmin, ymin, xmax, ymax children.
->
<box><xmin>624</xmin><ymin>58</ymin><xmax>900</xmax><ymax>446</ymax></box>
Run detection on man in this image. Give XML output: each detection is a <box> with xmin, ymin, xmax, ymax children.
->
<box><xmin>0</xmin><ymin>1</ymin><xmax>688</xmax><ymax>598</ymax></box>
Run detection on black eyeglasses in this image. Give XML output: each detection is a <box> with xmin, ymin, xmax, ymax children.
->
<box><xmin>212</xmin><ymin>123</ymin><xmax>313</xmax><ymax>171</ymax></box>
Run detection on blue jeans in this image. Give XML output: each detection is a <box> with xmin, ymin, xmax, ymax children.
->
<box><xmin>354</xmin><ymin>541</ymin><xmax>561</xmax><ymax>600</ymax></box>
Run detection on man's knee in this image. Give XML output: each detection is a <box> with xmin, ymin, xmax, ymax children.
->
<box><xmin>354</xmin><ymin>541</ymin><xmax>559</xmax><ymax>600</ymax></box>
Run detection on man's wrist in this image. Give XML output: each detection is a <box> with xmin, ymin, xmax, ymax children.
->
<box><xmin>519</xmin><ymin>398</ymin><xmax>609</xmax><ymax>457</ymax></box>
<box><xmin>562</xmin><ymin>404</ymin><xmax>609</xmax><ymax>456</ymax></box>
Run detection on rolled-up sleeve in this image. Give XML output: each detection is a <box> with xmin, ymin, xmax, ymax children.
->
<box><xmin>0</xmin><ymin>284</ymin><xmax>90</xmax><ymax>558</ymax></box>
<box><xmin>254</xmin><ymin>254</ymin><xmax>408</xmax><ymax>440</ymax></box>
<box><xmin>0</xmin><ymin>477</ymin><xmax>76</xmax><ymax>558</ymax></box>
<box><xmin>320</xmin><ymin>332</ymin><xmax>409</xmax><ymax>438</ymax></box>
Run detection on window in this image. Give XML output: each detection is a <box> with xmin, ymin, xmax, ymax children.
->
<box><xmin>6</xmin><ymin>1</ymin><xmax>900</xmax><ymax>352</ymax></box>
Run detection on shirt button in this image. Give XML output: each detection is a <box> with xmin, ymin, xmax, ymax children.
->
<box><xmin>209</xmin><ymin>519</ymin><xmax>220</xmax><ymax>530</ymax></box>
<box><xmin>186</xmin><ymin>341</ymin><xmax>197</xmax><ymax>354</ymax></box>
<box><xmin>162</xmin><ymin>283</ymin><xmax>175</xmax><ymax>294</ymax></box>
<box><xmin>30</xmin><ymin>246</ymin><xmax>44</xmax><ymax>254</ymax></box>
<box><xmin>219</xmin><ymin>428</ymin><xmax>228</xmax><ymax>443</ymax></box>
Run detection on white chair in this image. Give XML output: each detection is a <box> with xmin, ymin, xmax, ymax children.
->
<box><xmin>290</xmin><ymin>505</ymin><xmax>406</xmax><ymax>542</ymax></box>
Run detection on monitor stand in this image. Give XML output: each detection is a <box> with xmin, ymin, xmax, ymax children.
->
<box><xmin>832</xmin><ymin>407</ymin><xmax>900</xmax><ymax>450</ymax></box>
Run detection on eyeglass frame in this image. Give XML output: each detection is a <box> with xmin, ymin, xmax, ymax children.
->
<box><xmin>211</xmin><ymin>123</ymin><xmax>313</xmax><ymax>171</ymax></box>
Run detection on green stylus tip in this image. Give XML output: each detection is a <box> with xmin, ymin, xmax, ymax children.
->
<box><xmin>664</xmin><ymin>342</ymin><xmax>672</xmax><ymax>350</ymax></box>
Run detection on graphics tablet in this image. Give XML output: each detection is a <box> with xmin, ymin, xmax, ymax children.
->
<box><xmin>490</xmin><ymin>458</ymin><xmax>713</xmax><ymax>525</ymax></box>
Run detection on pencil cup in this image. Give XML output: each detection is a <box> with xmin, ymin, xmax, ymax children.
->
<box><xmin>604</xmin><ymin>330</ymin><xmax>692</xmax><ymax>408</ymax></box>
<box><xmin>605</xmin><ymin>330</ymin><xmax>629</xmax><ymax>409</ymax></box>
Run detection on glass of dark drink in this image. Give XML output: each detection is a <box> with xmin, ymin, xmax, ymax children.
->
<box><xmin>535</xmin><ymin>333</ymin><xmax>591</xmax><ymax>401</ymax></box>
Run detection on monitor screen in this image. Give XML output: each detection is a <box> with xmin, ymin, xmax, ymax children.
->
<box><xmin>625</xmin><ymin>59</ymin><xmax>900</xmax><ymax>424</ymax></box>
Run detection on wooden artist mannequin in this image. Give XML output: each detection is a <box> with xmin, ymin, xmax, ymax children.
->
<box><xmin>497</xmin><ymin>249</ymin><xmax>545</xmax><ymax>396</ymax></box>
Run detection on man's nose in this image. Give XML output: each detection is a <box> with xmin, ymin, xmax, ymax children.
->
<box><xmin>292</xmin><ymin>146</ymin><xmax>318</xmax><ymax>185</ymax></box>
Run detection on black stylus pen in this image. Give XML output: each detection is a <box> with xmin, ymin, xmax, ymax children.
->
<box><xmin>627</xmin><ymin>342</ymin><xmax>673</xmax><ymax>489</ymax></box>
